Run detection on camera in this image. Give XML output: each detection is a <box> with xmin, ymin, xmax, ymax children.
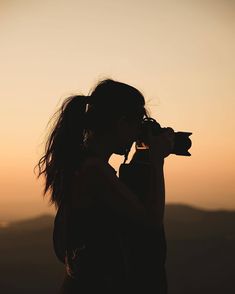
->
<box><xmin>136</xmin><ymin>117</ymin><xmax>192</xmax><ymax>156</ymax></box>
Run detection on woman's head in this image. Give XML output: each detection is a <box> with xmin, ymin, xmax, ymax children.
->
<box><xmin>85</xmin><ymin>79</ymin><xmax>148</xmax><ymax>155</ymax></box>
<box><xmin>36</xmin><ymin>78</ymin><xmax>149</xmax><ymax>208</ymax></box>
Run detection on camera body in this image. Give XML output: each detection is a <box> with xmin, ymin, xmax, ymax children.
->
<box><xmin>137</xmin><ymin>117</ymin><xmax>192</xmax><ymax>156</ymax></box>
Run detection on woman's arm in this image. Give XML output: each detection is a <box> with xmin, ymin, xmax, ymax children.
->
<box><xmin>83</xmin><ymin>158</ymin><xmax>159</xmax><ymax>227</ymax></box>
<box><xmin>147</xmin><ymin>158</ymin><xmax>165</xmax><ymax>227</ymax></box>
<box><xmin>72</xmin><ymin>129</ymin><xmax>173</xmax><ymax>229</ymax></box>
<box><xmin>80</xmin><ymin>157</ymin><xmax>164</xmax><ymax>229</ymax></box>
<box><xmin>119</xmin><ymin>157</ymin><xmax>165</xmax><ymax>228</ymax></box>
<box><xmin>147</xmin><ymin>127</ymin><xmax>175</xmax><ymax>226</ymax></box>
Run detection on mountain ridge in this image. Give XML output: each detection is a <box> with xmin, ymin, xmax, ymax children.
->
<box><xmin>0</xmin><ymin>203</ymin><xmax>234</xmax><ymax>294</ymax></box>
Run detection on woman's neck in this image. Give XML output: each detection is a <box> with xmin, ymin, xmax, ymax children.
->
<box><xmin>84</xmin><ymin>133</ymin><xmax>113</xmax><ymax>163</ymax></box>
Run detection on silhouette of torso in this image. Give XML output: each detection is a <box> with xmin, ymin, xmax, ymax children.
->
<box><xmin>53</xmin><ymin>149</ymin><xmax>167</xmax><ymax>293</ymax></box>
<box><xmin>119</xmin><ymin>158</ymin><xmax>168</xmax><ymax>294</ymax></box>
<box><xmin>56</xmin><ymin>204</ymin><xmax>128</xmax><ymax>293</ymax></box>
<box><xmin>53</xmin><ymin>150</ymin><xmax>129</xmax><ymax>293</ymax></box>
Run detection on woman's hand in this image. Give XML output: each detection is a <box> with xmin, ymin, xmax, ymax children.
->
<box><xmin>148</xmin><ymin>127</ymin><xmax>175</xmax><ymax>164</ymax></box>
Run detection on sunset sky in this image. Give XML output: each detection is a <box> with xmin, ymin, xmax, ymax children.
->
<box><xmin>1</xmin><ymin>0</ymin><xmax>234</xmax><ymax>221</ymax></box>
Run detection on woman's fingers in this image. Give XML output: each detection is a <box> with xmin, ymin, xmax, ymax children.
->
<box><xmin>148</xmin><ymin>127</ymin><xmax>175</xmax><ymax>160</ymax></box>
<box><xmin>162</xmin><ymin>128</ymin><xmax>175</xmax><ymax>149</ymax></box>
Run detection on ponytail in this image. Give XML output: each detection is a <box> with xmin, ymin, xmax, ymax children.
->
<box><xmin>35</xmin><ymin>78</ymin><xmax>148</xmax><ymax>209</ymax></box>
<box><xmin>35</xmin><ymin>95</ymin><xmax>87</xmax><ymax>209</ymax></box>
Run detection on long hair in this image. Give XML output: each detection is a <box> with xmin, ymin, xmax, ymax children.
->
<box><xmin>35</xmin><ymin>79</ymin><xmax>148</xmax><ymax>209</ymax></box>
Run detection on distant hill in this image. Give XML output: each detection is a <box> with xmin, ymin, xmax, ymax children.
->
<box><xmin>0</xmin><ymin>204</ymin><xmax>234</xmax><ymax>294</ymax></box>
<box><xmin>165</xmin><ymin>203</ymin><xmax>235</xmax><ymax>239</ymax></box>
<box><xmin>3</xmin><ymin>214</ymin><xmax>54</xmax><ymax>232</ymax></box>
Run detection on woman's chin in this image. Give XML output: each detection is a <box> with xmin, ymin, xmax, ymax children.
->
<box><xmin>114</xmin><ymin>143</ymin><xmax>133</xmax><ymax>156</ymax></box>
<box><xmin>113</xmin><ymin>148</ymin><xmax>126</xmax><ymax>156</ymax></box>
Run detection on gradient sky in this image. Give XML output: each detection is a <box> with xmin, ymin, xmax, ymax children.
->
<box><xmin>1</xmin><ymin>0</ymin><xmax>234</xmax><ymax>221</ymax></box>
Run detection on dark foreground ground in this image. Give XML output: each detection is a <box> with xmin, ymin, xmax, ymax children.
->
<box><xmin>0</xmin><ymin>204</ymin><xmax>234</xmax><ymax>294</ymax></box>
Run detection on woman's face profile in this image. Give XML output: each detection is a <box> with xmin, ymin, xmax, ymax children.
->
<box><xmin>113</xmin><ymin>116</ymin><xmax>142</xmax><ymax>155</ymax></box>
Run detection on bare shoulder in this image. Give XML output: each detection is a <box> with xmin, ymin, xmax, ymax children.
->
<box><xmin>70</xmin><ymin>157</ymin><xmax>104</xmax><ymax>208</ymax></box>
<box><xmin>79</xmin><ymin>156</ymin><xmax>117</xmax><ymax>178</ymax></box>
<box><xmin>71</xmin><ymin>156</ymin><xmax>115</xmax><ymax>195</ymax></box>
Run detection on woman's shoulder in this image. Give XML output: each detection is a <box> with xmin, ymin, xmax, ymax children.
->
<box><xmin>75</xmin><ymin>155</ymin><xmax>117</xmax><ymax>179</ymax></box>
<box><xmin>69</xmin><ymin>156</ymin><xmax>112</xmax><ymax>209</ymax></box>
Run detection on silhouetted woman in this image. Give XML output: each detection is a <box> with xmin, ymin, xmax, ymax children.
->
<box><xmin>36</xmin><ymin>79</ymin><xmax>174</xmax><ymax>293</ymax></box>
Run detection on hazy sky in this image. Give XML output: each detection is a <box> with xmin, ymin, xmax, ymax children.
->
<box><xmin>1</xmin><ymin>0</ymin><xmax>234</xmax><ymax>221</ymax></box>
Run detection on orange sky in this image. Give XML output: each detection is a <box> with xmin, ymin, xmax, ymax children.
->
<box><xmin>0</xmin><ymin>0</ymin><xmax>234</xmax><ymax>221</ymax></box>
